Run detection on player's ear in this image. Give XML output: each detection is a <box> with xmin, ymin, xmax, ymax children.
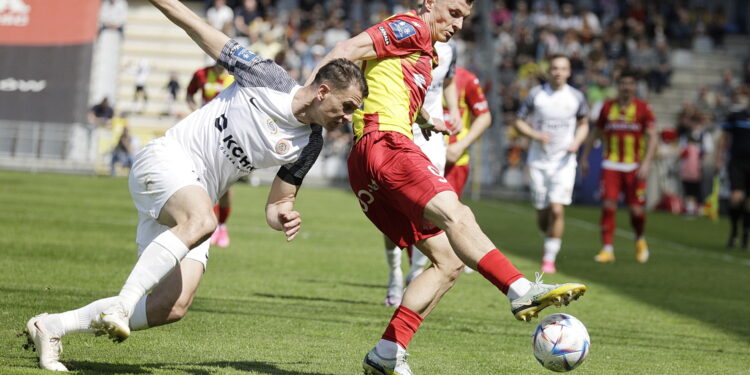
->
<box><xmin>317</xmin><ymin>83</ymin><xmax>331</xmax><ymax>101</ymax></box>
<box><xmin>422</xmin><ymin>0</ymin><xmax>434</xmax><ymax>11</ymax></box>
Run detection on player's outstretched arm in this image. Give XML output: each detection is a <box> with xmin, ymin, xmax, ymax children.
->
<box><xmin>266</xmin><ymin>176</ymin><xmax>302</xmax><ymax>242</ymax></box>
<box><xmin>304</xmin><ymin>32</ymin><xmax>376</xmax><ymax>85</ymax></box>
<box><xmin>149</xmin><ymin>0</ymin><xmax>229</xmax><ymax>61</ymax></box>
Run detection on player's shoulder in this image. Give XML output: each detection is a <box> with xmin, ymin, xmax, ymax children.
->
<box><xmin>382</xmin><ymin>11</ymin><xmax>429</xmax><ymax>39</ymax></box>
<box><xmin>566</xmin><ymin>84</ymin><xmax>586</xmax><ymax>101</ymax></box>
<box><xmin>527</xmin><ymin>84</ymin><xmax>545</xmax><ymax>100</ymax></box>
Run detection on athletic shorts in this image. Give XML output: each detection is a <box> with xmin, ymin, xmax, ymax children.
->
<box><xmin>728</xmin><ymin>159</ymin><xmax>750</xmax><ymax>195</ymax></box>
<box><xmin>412</xmin><ymin>123</ymin><xmax>447</xmax><ymax>175</ymax></box>
<box><xmin>600</xmin><ymin>168</ymin><xmax>647</xmax><ymax>206</ymax></box>
<box><xmin>445</xmin><ymin>163</ymin><xmax>470</xmax><ymax>199</ymax></box>
<box><xmin>129</xmin><ymin>137</ymin><xmax>211</xmax><ymax>268</ymax></box>
<box><xmin>347</xmin><ymin>131</ymin><xmax>454</xmax><ymax>248</ymax></box>
<box><xmin>529</xmin><ymin>158</ymin><xmax>577</xmax><ymax>209</ymax></box>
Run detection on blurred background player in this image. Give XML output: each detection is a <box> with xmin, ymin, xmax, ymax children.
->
<box><xmin>514</xmin><ymin>54</ymin><xmax>589</xmax><ymax>274</ymax></box>
<box><xmin>186</xmin><ymin>62</ymin><xmax>235</xmax><ymax>247</ymax></box>
<box><xmin>581</xmin><ymin>70</ymin><xmax>658</xmax><ymax>263</ymax></box>
<box><xmin>383</xmin><ymin>39</ymin><xmax>460</xmax><ymax>307</ymax></box>
<box><xmin>717</xmin><ymin>89</ymin><xmax>750</xmax><ymax>250</ymax></box>
<box><xmin>444</xmin><ymin>66</ymin><xmax>491</xmax><ymax>199</ymax></box>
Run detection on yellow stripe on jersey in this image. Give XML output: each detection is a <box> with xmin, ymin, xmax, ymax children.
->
<box><xmin>608</xmin><ymin>135</ymin><xmax>619</xmax><ymax>162</ymax></box>
<box><xmin>353</xmin><ymin>56</ymin><xmax>416</xmax><ymax>141</ymax></box>
<box><xmin>623</xmin><ymin>134</ymin><xmax>636</xmax><ymax>163</ymax></box>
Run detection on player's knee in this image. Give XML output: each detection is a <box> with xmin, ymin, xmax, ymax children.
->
<box><xmin>602</xmin><ymin>200</ymin><xmax>617</xmax><ymax>210</ymax></box>
<box><xmin>442</xmin><ymin>203</ymin><xmax>475</xmax><ymax>231</ymax></box>
<box><xmin>186</xmin><ymin>214</ymin><xmax>218</xmax><ymax>244</ymax></box>
<box><xmin>549</xmin><ymin>205</ymin><xmax>564</xmax><ymax>219</ymax></box>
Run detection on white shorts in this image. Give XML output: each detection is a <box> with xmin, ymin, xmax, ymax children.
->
<box><xmin>529</xmin><ymin>158</ymin><xmax>577</xmax><ymax>210</ymax></box>
<box><xmin>129</xmin><ymin>137</ymin><xmax>211</xmax><ymax>268</ymax></box>
<box><xmin>412</xmin><ymin>123</ymin><xmax>446</xmax><ymax>175</ymax></box>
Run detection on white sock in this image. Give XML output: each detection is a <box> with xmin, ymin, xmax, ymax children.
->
<box><xmin>507</xmin><ymin>278</ymin><xmax>532</xmax><ymax>300</ymax></box>
<box><xmin>410</xmin><ymin>248</ymin><xmax>428</xmax><ymax>274</ymax></box>
<box><xmin>45</xmin><ymin>296</ymin><xmax>120</xmax><ymax>337</ymax></box>
<box><xmin>375</xmin><ymin>339</ymin><xmax>406</xmax><ymax>359</ymax></box>
<box><xmin>129</xmin><ymin>295</ymin><xmax>150</xmax><ymax>331</ymax></box>
<box><xmin>385</xmin><ymin>245</ymin><xmax>403</xmax><ymax>288</ymax></box>
<box><xmin>542</xmin><ymin>237</ymin><xmax>562</xmax><ymax>262</ymax></box>
<box><xmin>603</xmin><ymin>244</ymin><xmax>614</xmax><ymax>252</ymax></box>
<box><xmin>119</xmin><ymin>230</ymin><xmax>189</xmax><ymax>315</ymax></box>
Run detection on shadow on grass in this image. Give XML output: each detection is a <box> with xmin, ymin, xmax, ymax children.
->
<box><xmin>469</xmin><ymin>200</ymin><xmax>750</xmax><ymax>344</ymax></box>
<box><xmin>70</xmin><ymin>360</ymin><xmax>337</xmax><ymax>375</ymax></box>
<box><xmin>297</xmin><ymin>278</ymin><xmax>384</xmax><ymax>290</ymax></box>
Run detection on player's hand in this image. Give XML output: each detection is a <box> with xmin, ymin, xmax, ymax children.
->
<box><xmin>420</xmin><ymin>117</ymin><xmax>449</xmax><ymax>140</ymax></box>
<box><xmin>278</xmin><ymin>211</ymin><xmax>301</xmax><ymax>242</ymax></box>
<box><xmin>566</xmin><ymin>143</ymin><xmax>580</xmax><ymax>154</ymax></box>
<box><xmin>449</xmin><ymin>109</ymin><xmax>462</xmax><ymax>134</ymax></box>
<box><xmin>536</xmin><ymin>132</ymin><xmax>551</xmax><ymax>144</ymax></box>
<box><xmin>636</xmin><ymin>162</ymin><xmax>650</xmax><ymax>180</ymax></box>
<box><xmin>579</xmin><ymin>159</ymin><xmax>589</xmax><ymax>177</ymax></box>
<box><xmin>446</xmin><ymin>143</ymin><xmax>464</xmax><ymax>164</ymax></box>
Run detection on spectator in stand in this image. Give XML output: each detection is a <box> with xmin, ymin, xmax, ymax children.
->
<box><xmin>132</xmin><ymin>58</ymin><xmax>150</xmax><ymax>113</ymax></box>
<box><xmin>111</xmin><ymin>126</ymin><xmax>133</xmax><ymax>177</ymax></box>
<box><xmin>164</xmin><ymin>71</ymin><xmax>180</xmax><ymax>117</ymax></box>
<box><xmin>557</xmin><ymin>2</ymin><xmax>581</xmax><ymax>33</ymax></box>
<box><xmin>207</xmin><ymin>0</ymin><xmax>234</xmax><ymax>36</ymax></box>
<box><xmin>233</xmin><ymin>0</ymin><xmax>260</xmax><ymax>45</ymax></box>
<box><xmin>668</xmin><ymin>7</ymin><xmax>693</xmax><ymax>49</ymax></box>
<box><xmin>89</xmin><ymin>97</ymin><xmax>115</xmax><ymax>127</ymax></box>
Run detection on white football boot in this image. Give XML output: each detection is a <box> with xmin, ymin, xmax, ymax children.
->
<box><xmin>24</xmin><ymin>313</ymin><xmax>68</xmax><ymax>371</ymax></box>
<box><xmin>362</xmin><ymin>347</ymin><xmax>414</xmax><ymax>375</ymax></box>
<box><xmin>90</xmin><ymin>301</ymin><xmax>130</xmax><ymax>343</ymax></box>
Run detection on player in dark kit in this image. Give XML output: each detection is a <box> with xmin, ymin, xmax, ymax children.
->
<box><xmin>717</xmin><ymin>89</ymin><xmax>750</xmax><ymax>250</ymax></box>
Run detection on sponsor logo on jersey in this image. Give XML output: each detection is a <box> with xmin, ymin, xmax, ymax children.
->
<box><xmin>232</xmin><ymin>46</ymin><xmax>257</xmax><ymax>62</ymax></box>
<box><xmin>0</xmin><ymin>0</ymin><xmax>30</xmax><ymax>27</ymax></box>
<box><xmin>413</xmin><ymin>73</ymin><xmax>426</xmax><ymax>89</ymax></box>
<box><xmin>266</xmin><ymin>118</ymin><xmax>279</xmax><ymax>134</ymax></box>
<box><xmin>389</xmin><ymin>20</ymin><xmax>416</xmax><ymax>41</ymax></box>
<box><xmin>275</xmin><ymin>139</ymin><xmax>291</xmax><ymax>155</ymax></box>
<box><xmin>377</xmin><ymin>26</ymin><xmax>390</xmax><ymax>46</ymax></box>
<box><xmin>604</xmin><ymin>122</ymin><xmax>641</xmax><ymax>132</ymax></box>
<box><xmin>214</xmin><ymin>114</ymin><xmax>255</xmax><ymax>172</ymax></box>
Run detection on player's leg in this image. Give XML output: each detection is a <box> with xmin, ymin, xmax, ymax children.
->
<box><xmin>364</xmin><ymin>233</ymin><xmax>464</xmax><ymax>375</ymax></box>
<box><xmin>137</xmin><ymin>258</ymin><xmax>205</xmax><ymax>328</ymax></box>
<box><xmin>211</xmin><ymin>189</ymin><xmax>232</xmax><ymax>247</ymax></box>
<box><xmin>743</xmin><ymin>196</ymin><xmax>750</xmax><ymax>250</ymax></box>
<box><xmin>542</xmin><ymin>159</ymin><xmax>576</xmax><ymax>273</ymax></box>
<box><xmin>405</xmin><ymin>247</ymin><xmax>429</xmax><ymax>286</ymax></box>
<box><xmin>383</xmin><ymin>236</ymin><xmax>404</xmax><ymax>307</ymax></box>
<box><xmin>726</xmin><ymin>161</ymin><xmax>745</xmax><ymax>248</ymax></box>
<box><xmin>423</xmin><ymin>191</ymin><xmax>586</xmax><ymax>321</ymax></box>
<box><xmin>624</xmin><ymin>170</ymin><xmax>649</xmax><ymax>262</ymax></box>
<box><xmin>595</xmin><ymin>169</ymin><xmax>620</xmax><ymax>263</ymax></box>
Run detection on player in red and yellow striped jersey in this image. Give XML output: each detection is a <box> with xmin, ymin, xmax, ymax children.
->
<box><xmin>311</xmin><ymin>1</ymin><xmax>587</xmax><ymax>373</ymax></box>
<box><xmin>444</xmin><ymin>66</ymin><xmax>491</xmax><ymax>197</ymax></box>
<box><xmin>186</xmin><ymin>63</ymin><xmax>236</xmax><ymax>248</ymax></box>
<box><xmin>581</xmin><ymin>70</ymin><xmax>658</xmax><ymax>264</ymax></box>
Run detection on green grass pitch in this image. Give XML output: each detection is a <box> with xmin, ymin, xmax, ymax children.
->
<box><xmin>1</xmin><ymin>170</ymin><xmax>749</xmax><ymax>374</ymax></box>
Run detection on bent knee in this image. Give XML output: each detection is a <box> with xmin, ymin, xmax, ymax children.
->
<box><xmin>441</xmin><ymin>204</ymin><xmax>474</xmax><ymax>230</ymax></box>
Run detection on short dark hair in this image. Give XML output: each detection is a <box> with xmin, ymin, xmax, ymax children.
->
<box><xmin>548</xmin><ymin>53</ymin><xmax>570</xmax><ymax>64</ymax></box>
<box><xmin>618</xmin><ymin>69</ymin><xmax>638</xmax><ymax>82</ymax></box>
<box><xmin>312</xmin><ymin>58</ymin><xmax>369</xmax><ymax>98</ymax></box>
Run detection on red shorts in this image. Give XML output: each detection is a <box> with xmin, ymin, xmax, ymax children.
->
<box><xmin>600</xmin><ymin>168</ymin><xmax>647</xmax><ymax>206</ymax></box>
<box><xmin>347</xmin><ymin>131</ymin><xmax>454</xmax><ymax>248</ymax></box>
<box><xmin>445</xmin><ymin>163</ymin><xmax>470</xmax><ymax>199</ymax></box>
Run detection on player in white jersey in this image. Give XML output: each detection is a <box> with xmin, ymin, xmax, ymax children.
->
<box><xmin>22</xmin><ymin>0</ymin><xmax>367</xmax><ymax>371</ymax></box>
<box><xmin>383</xmin><ymin>40</ymin><xmax>461</xmax><ymax>307</ymax></box>
<box><xmin>514</xmin><ymin>54</ymin><xmax>589</xmax><ymax>274</ymax></box>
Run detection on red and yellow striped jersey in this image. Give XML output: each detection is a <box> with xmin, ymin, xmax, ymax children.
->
<box><xmin>596</xmin><ymin>99</ymin><xmax>655</xmax><ymax>171</ymax></box>
<box><xmin>446</xmin><ymin>67</ymin><xmax>489</xmax><ymax>166</ymax></box>
<box><xmin>353</xmin><ymin>11</ymin><xmax>436</xmax><ymax>142</ymax></box>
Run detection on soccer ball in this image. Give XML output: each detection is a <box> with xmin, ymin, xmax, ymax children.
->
<box><xmin>532</xmin><ymin>313</ymin><xmax>590</xmax><ymax>372</ymax></box>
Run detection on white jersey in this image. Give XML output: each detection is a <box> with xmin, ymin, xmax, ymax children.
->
<box><xmin>517</xmin><ymin>83</ymin><xmax>588</xmax><ymax>168</ymax></box>
<box><xmin>412</xmin><ymin>41</ymin><xmax>456</xmax><ymax>173</ymax></box>
<box><xmin>165</xmin><ymin>40</ymin><xmax>322</xmax><ymax>199</ymax></box>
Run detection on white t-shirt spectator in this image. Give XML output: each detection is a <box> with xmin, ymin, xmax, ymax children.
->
<box><xmin>207</xmin><ymin>4</ymin><xmax>234</xmax><ymax>34</ymax></box>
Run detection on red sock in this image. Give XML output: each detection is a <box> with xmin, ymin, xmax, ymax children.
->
<box><xmin>630</xmin><ymin>210</ymin><xmax>645</xmax><ymax>238</ymax></box>
<box><xmin>601</xmin><ymin>207</ymin><xmax>615</xmax><ymax>246</ymax></box>
<box><xmin>476</xmin><ymin>249</ymin><xmax>523</xmax><ymax>294</ymax></box>
<box><xmin>381</xmin><ymin>306</ymin><xmax>423</xmax><ymax>349</ymax></box>
<box><xmin>218</xmin><ymin>205</ymin><xmax>231</xmax><ymax>224</ymax></box>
